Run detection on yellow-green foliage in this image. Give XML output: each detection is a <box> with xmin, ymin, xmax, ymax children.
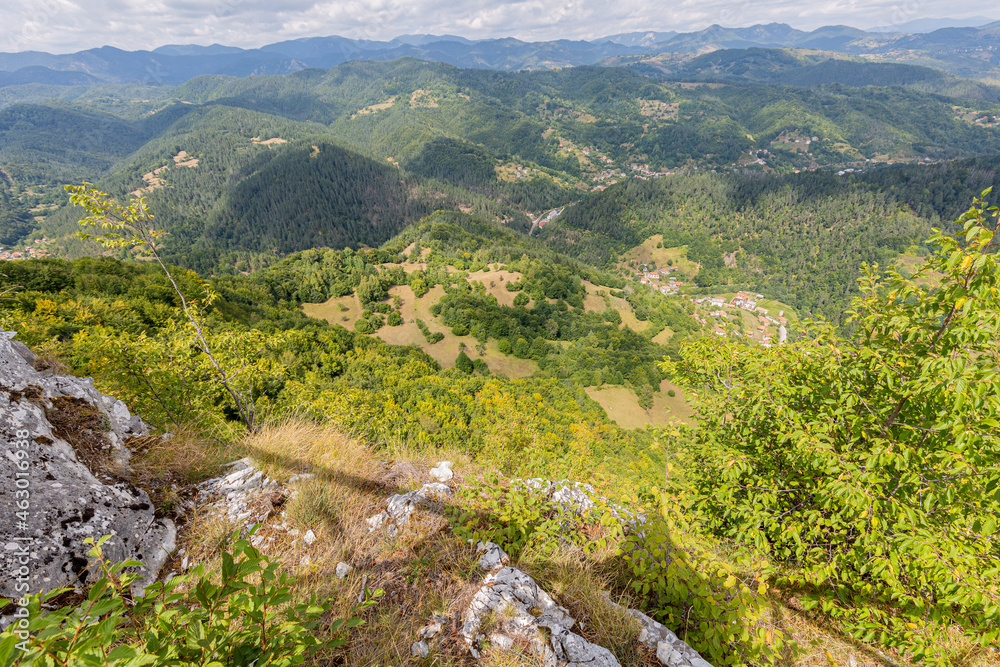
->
<box><xmin>0</xmin><ymin>535</ymin><xmax>378</xmax><ymax>666</ymax></box>
<box><xmin>622</xmin><ymin>497</ymin><xmax>784</xmax><ymax>666</ymax></box>
<box><xmin>663</xmin><ymin>193</ymin><xmax>1000</xmax><ymax>662</ymax></box>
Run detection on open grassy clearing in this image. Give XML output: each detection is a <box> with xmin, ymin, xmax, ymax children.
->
<box><xmin>302</xmin><ymin>284</ymin><xmax>538</xmax><ymax>376</ymax></box>
<box><xmin>893</xmin><ymin>250</ymin><xmax>945</xmax><ymax>287</ymax></box>
<box><xmin>618</xmin><ymin>309</ymin><xmax>651</xmax><ymax>334</ymax></box>
<box><xmin>622</xmin><ymin>236</ymin><xmax>700</xmax><ymax>278</ymax></box>
<box><xmin>580</xmin><ymin>280</ymin><xmax>609</xmax><ymax>313</ymax></box>
<box><xmin>302</xmin><ymin>292</ymin><xmax>363</xmax><ymax>325</ymax></box>
<box><xmin>585</xmin><ymin>379</ymin><xmax>693</xmax><ymax>430</ymax></box>
<box><xmin>464</xmin><ymin>267</ymin><xmax>525</xmax><ymax>308</ymax></box>
<box><xmin>651</xmin><ymin>327</ymin><xmax>674</xmax><ymax>344</ymax></box>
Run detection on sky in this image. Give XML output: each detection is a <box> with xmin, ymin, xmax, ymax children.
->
<box><xmin>2</xmin><ymin>0</ymin><xmax>997</xmax><ymax>54</ymax></box>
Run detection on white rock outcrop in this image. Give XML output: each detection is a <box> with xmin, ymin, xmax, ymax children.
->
<box><xmin>196</xmin><ymin>457</ymin><xmax>282</xmax><ymax>531</ymax></box>
<box><xmin>461</xmin><ymin>542</ymin><xmax>620</xmax><ymax>667</ymax></box>
<box><xmin>0</xmin><ymin>331</ymin><xmax>175</xmax><ymax>597</ymax></box>
<box><xmin>603</xmin><ymin>594</ymin><xmax>713</xmax><ymax>667</ymax></box>
<box><xmin>514</xmin><ymin>478</ymin><xmax>645</xmax><ymax>531</ymax></box>
<box><xmin>366</xmin><ymin>482</ymin><xmax>452</xmax><ymax>537</ymax></box>
<box><xmin>429</xmin><ymin>460</ymin><xmax>454</xmax><ymax>482</ymax></box>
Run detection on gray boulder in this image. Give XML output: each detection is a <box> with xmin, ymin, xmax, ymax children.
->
<box><xmin>461</xmin><ymin>564</ymin><xmax>620</xmax><ymax>667</ymax></box>
<box><xmin>0</xmin><ymin>331</ymin><xmax>175</xmax><ymax>598</ymax></box>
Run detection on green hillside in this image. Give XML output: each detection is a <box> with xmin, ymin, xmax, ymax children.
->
<box><xmin>540</xmin><ymin>171</ymin><xmax>931</xmax><ymax>322</ymax></box>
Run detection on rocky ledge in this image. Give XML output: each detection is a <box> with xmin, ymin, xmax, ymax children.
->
<box><xmin>0</xmin><ymin>331</ymin><xmax>175</xmax><ymax>599</ymax></box>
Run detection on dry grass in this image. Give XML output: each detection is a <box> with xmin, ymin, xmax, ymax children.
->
<box><xmin>153</xmin><ymin>419</ymin><xmax>996</xmax><ymax>667</ymax></box>
<box><xmin>127</xmin><ymin>425</ymin><xmax>231</xmax><ymax>485</ymax></box>
<box><xmin>169</xmin><ymin>420</ymin><xmax>485</xmax><ymax>666</ymax></box>
<box><xmin>584</xmin><ymin>381</ymin><xmax>694</xmax><ymax>430</ymax></box>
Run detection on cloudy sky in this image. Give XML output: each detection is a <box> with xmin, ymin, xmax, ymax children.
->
<box><xmin>3</xmin><ymin>0</ymin><xmax>997</xmax><ymax>54</ymax></box>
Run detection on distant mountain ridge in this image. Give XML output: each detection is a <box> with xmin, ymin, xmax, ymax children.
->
<box><xmin>2</xmin><ymin>19</ymin><xmax>999</xmax><ymax>84</ymax></box>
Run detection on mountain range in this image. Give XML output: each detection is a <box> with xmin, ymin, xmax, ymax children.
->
<box><xmin>2</xmin><ymin>20</ymin><xmax>1000</xmax><ymax>85</ymax></box>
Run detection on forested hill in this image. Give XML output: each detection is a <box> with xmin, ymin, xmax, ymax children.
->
<box><xmin>5</xmin><ymin>57</ymin><xmax>1000</xmax><ymax>286</ymax></box>
<box><xmin>3</xmin><ymin>20</ymin><xmax>1000</xmax><ymax>81</ymax></box>
<box><xmin>609</xmin><ymin>48</ymin><xmax>1000</xmax><ymax>103</ymax></box>
<box><xmin>539</xmin><ymin>171</ymin><xmax>932</xmax><ymax>322</ymax></box>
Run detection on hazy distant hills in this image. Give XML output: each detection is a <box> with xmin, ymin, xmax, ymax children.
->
<box><xmin>2</xmin><ymin>19</ymin><xmax>999</xmax><ymax>85</ymax></box>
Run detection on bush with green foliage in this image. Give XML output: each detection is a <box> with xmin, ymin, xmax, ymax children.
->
<box><xmin>455</xmin><ymin>350</ymin><xmax>474</xmax><ymax>373</ymax></box>
<box><xmin>622</xmin><ymin>494</ymin><xmax>785</xmax><ymax>666</ymax></box>
<box><xmin>0</xmin><ymin>534</ymin><xmax>379</xmax><ymax>666</ymax></box>
<box><xmin>450</xmin><ymin>474</ymin><xmax>623</xmax><ymax>559</ymax></box>
<box><xmin>664</xmin><ymin>193</ymin><xmax>1000</xmax><ymax>661</ymax></box>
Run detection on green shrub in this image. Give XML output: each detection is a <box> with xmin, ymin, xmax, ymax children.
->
<box><xmin>456</xmin><ymin>350</ymin><xmax>474</xmax><ymax>373</ymax></box>
<box><xmin>0</xmin><ymin>534</ymin><xmax>380</xmax><ymax>666</ymax></box>
<box><xmin>667</xmin><ymin>389</ymin><xmax>676</xmax><ymax>398</ymax></box>
<box><xmin>451</xmin><ymin>475</ymin><xmax>622</xmax><ymax>558</ymax></box>
<box><xmin>665</xmin><ymin>193</ymin><xmax>1000</xmax><ymax>660</ymax></box>
<box><xmin>387</xmin><ymin>311</ymin><xmax>403</xmax><ymax>326</ymax></box>
<box><xmin>622</xmin><ymin>502</ymin><xmax>784</xmax><ymax>665</ymax></box>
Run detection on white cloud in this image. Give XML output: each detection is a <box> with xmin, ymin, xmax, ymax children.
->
<box><xmin>0</xmin><ymin>0</ymin><xmax>996</xmax><ymax>53</ymax></box>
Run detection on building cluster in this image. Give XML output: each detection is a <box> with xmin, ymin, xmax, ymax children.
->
<box><xmin>691</xmin><ymin>291</ymin><xmax>790</xmax><ymax>346</ymax></box>
<box><xmin>629</xmin><ymin>163</ymin><xmax>672</xmax><ymax>179</ymax></box>
<box><xmin>0</xmin><ymin>244</ymin><xmax>51</xmax><ymax>261</ymax></box>
<box><xmin>636</xmin><ymin>265</ymin><xmax>684</xmax><ymax>294</ymax></box>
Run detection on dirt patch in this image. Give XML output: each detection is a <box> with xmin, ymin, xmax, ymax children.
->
<box><xmin>45</xmin><ymin>396</ymin><xmax>128</xmax><ymax>484</ymax></box>
<box><xmin>252</xmin><ymin>137</ymin><xmax>287</xmax><ymax>147</ymax></box>
<box><xmin>173</xmin><ymin>150</ymin><xmax>199</xmax><ymax>168</ymax></box>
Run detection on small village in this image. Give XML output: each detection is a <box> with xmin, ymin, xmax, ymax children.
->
<box><xmin>691</xmin><ymin>291</ymin><xmax>789</xmax><ymax>346</ymax></box>
<box><xmin>0</xmin><ymin>241</ymin><xmax>52</xmax><ymax>261</ymax></box>
<box><xmin>631</xmin><ymin>261</ymin><xmax>790</xmax><ymax>346</ymax></box>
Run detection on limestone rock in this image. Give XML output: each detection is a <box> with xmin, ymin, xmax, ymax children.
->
<box><xmin>366</xmin><ymin>482</ymin><xmax>452</xmax><ymax>535</ymax></box>
<box><xmin>335</xmin><ymin>561</ymin><xmax>353</xmax><ymax>578</ymax></box>
<box><xmin>475</xmin><ymin>540</ymin><xmax>509</xmax><ymax>571</ymax></box>
<box><xmin>603</xmin><ymin>594</ymin><xmax>712</xmax><ymax>667</ymax></box>
<box><xmin>461</xmin><ymin>565</ymin><xmax>619</xmax><ymax>667</ymax></box>
<box><xmin>514</xmin><ymin>478</ymin><xmax>645</xmax><ymax>532</ymax></box>
<box><xmin>429</xmin><ymin>460</ymin><xmax>454</xmax><ymax>482</ymax></box>
<box><xmin>0</xmin><ymin>331</ymin><xmax>175</xmax><ymax>597</ymax></box>
<box><xmin>303</xmin><ymin>529</ymin><xmax>317</xmax><ymax>546</ymax></box>
<box><xmin>196</xmin><ymin>458</ymin><xmax>286</xmax><ymax>532</ymax></box>
<box><xmin>418</xmin><ymin>615</ymin><xmax>446</xmax><ymax>639</ymax></box>
<box><xmin>411</xmin><ymin>640</ymin><xmax>429</xmax><ymax>657</ymax></box>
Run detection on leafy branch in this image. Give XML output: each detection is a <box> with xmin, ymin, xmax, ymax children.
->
<box><xmin>66</xmin><ymin>184</ymin><xmax>258</xmax><ymax>433</ymax></box>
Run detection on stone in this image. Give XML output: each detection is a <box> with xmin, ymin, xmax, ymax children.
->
<box><xmin>475</xmin><ymin>541</ymin><xmax>509</xmax><ymax>571</ymax></box>
<box><xmin>366</xmin><ymin>483</ymin><xmax>452</xmax><ymax>535</ymax></box>
<box><xmin>335</xmin><ymin>561</ymin><xmax>353</xmax><ymax>578</ymax></box>
<box><xmin>418</xmin><ymin>619</ymin><xmax>443</xmax><ymax>639</ymax></box>
<box><xmin>429</xmin><ymin>460</ymin><xmax>454</xmax><ymax>482</ymax></box>
<box><xmin>461</xmin><ymin>564</ymin><xmax>619</xmax><ymax>667</ymax></box>
<box><xmin>601</xmin><ymin>593</ymin><xmax>713</xmax><ymax>666</ymax></box>
<box><xmin>303</xmin><ymin>529</ymin><xmax>317</xmax><ymax>546</ymax></box>
<box><xmin>0</xmin><ymin>332</ymin><xmax>175</xmax><ymax>597</ymax></box>
<box><xmin>411</xmin><ymin>640</ymin><xmax>429</xmax><ymax>658</ymax></box>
